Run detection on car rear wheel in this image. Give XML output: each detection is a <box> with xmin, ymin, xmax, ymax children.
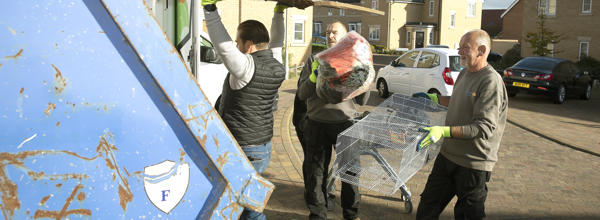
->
<box><xmin>377</xmin><ymin>79</ymin><xmax>390</xmax><ymax>98</ymax></box>
<box><xmin>554</xmin><ymin>84</ymin><xmax>566</xmax><ymax>104</ymax></box>
<box><xmin>580</xmin><ymin>84</ymin><xmax>592</xmax><ymax>100</ymax></box>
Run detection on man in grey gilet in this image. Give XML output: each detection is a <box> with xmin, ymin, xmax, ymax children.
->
<box><xmin>202</xmin><ymin>1</ymin><xmax>288</xmax><ymax>219</ymax></box>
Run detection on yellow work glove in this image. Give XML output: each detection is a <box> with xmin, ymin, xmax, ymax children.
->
<box><xmin>417</xmin><ymin>126</ymin><xmax>450</xmax><ymax>151</ymax></box>
<box><xmin>412</xmin><ymin>92</ymin><xmax>439</xmax><ymax>104</ymax></box>
<box><xmin>201</xmin><ymin>0</ymin><xmax>221</xmax><ymax>6</ymax></box>
<box><xmin>309</xmin><ymin>59</ymin><xmax>319</xmax><ymax>83</ymax></box>
<box><xmin>274</xmin><ymin>2</ymin><xmax>291</xmax><ymax>13</ymax></box>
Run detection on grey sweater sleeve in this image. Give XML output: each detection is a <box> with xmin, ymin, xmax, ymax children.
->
<box><xmin>269</xmin><ymin>12</ymin><xmax>284</xmax><ymax>64</ymax></box>
<box><xmin>459</xmin><ymin>76</ymin><xmax>504</xmax><ymax>139</ymax></box>
<box><xmin>297</xmin><ymin>57</ymin><xmax>316</xmax><ymax>101</ymax></box>
<box><xmin>204</xmin><ymin>9</ymin><xmax>254</xmax><ymax>80</ymax></box>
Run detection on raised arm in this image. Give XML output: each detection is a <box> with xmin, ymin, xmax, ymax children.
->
<box><xmin>203</xmin><ymin>8</ymin><xmax>254</xmax><ymax>79</ymax></box>
<box><xmin>269</xmin><ymin>11</ymin><xmax>285</xmax><ymax>64</ymax></box>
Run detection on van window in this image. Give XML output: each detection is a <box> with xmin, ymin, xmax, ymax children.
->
<box><xmin>449</xmin><ymin>56</ymin><xmax>462</xmax><ymax>71</ymax></box>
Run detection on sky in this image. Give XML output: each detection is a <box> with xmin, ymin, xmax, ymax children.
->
<box><xmin>483</xmin><ymin>0</ymin><xmax>514</xmax><ymax>9</ymax></box>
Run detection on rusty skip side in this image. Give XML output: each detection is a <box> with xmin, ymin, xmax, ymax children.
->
<box><xmin>87</xmin><ymin>0</ymin><xmax>273</xmax><ymax>218</ymax></box>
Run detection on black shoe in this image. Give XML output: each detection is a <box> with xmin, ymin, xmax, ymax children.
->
<box><xmin>326</xmin><ymin>194</ymin><xmax>335</xmax><ymax>211</ymax></box>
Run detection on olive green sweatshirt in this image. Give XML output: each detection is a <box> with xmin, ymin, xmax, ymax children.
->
<box><xmin>441</xmin><ymin>65</ymin><xmax>508</xmax><ymax>172</ymax></box>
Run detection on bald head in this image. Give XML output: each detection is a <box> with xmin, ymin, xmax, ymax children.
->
<box><xmin>458</xmin><ymin>30</ymin><xmax>491</xmax><ymax>71</ymax></box>
<box><xmin>326</xmin><ymin>21</ymin><xmax>348</xmax><ymax>48</ymax></box>
<box><xmin>464</xmin><ymin>30</ymin><xmax>491</xmax><ymax>56</ymax></box>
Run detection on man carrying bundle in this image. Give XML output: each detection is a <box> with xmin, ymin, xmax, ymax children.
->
<box><xmin>297</xmin><ymin>21</ymin><xmax>371</xmax><ymax>220</ymax></box>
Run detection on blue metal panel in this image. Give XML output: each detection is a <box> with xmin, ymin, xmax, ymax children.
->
<box><xmin>0</xmin><ymin>0</ymin><xmax>274</xmax><ymax>219</ymax></box>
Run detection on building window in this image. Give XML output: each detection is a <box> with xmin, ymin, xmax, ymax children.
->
<box><xmin>450</xmin><ymin>11</ymin><xmax>456</xmax><ymax>28</ymax></box>
<box><xmin>429</xmin><ymin>31</ymin><xmax>434</xmax><ymax>44</ymax></box>
<box><xmin>467</xmin><ymin>1</ymin><xmax>476</xmax><ymax>17</ymax></box>
<box><xmin>429</xmin><ymin>0</ymin><xmax>435</xmax><ymax>17</ymax></box>
<box><xmin>579</xmin><ymin>41</ymin><xmax>590</xmax><ymax>60</ymax></box>
<box><xmin>406</xmin><ymin>31</ymin><xmax>411</xmax><ymax>44</ymax></box>
<box><xmin>539</xmin><ymin>0</ymin><xmax>557</xmax><ymax>16</ymax></box>
<box><xmin>582</xmin><ymin>0</ymin><xmax>592</xmax><ymax>13</ymax></box>
<box><xmin>369</xmin><ymin>25</ymin><xmax>380</xmax><ymax>40</ymax></box>
<box><xmin>339</xmin><ymin>9</ymin><xmax>345</xmax><ymax>16</ymax></box>
<box><xmin>293</xmin><ymin>20</ymin><xmax>305</xmax><ymax>43</ymax></box>
<box><xmin>313</xmin><ymin>22</ymin><xmax>322</xmax><ymax>35</ymax></box>
<box><xmin>349</xmin><ymin>23</ymin><xmax>357</xmax><ymax>32</ymax></box>
<box><xmin>328</xmin><ymin>9</ymin><xmax>332</xmax><ymax>16</ymax></box>
<box><xmin>357</xmin><ymin>22</ymin><xmax>362</xmax><ymax>34</ymax></box>
<box><xmin>372</xmin><ymin>0</ymin><xmax>378</xmax><ymax>10</ymax></box>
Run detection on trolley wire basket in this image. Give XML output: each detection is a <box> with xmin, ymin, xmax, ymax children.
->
<box><xmin>332</xmin><ymin>93</ymin><xmax>448</xmax><ymax>196</ymax></box>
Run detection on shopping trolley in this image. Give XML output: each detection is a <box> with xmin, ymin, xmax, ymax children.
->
<box><xmin>328</xmin><ymin>94</ymin><xmax>447</xmax><ymax>213</ymax></box>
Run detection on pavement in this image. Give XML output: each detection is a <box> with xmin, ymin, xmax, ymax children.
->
<box><xmin>261</xmin><ymin>77</ymin><xmax>600</xmax><ymax>219</ymax></box>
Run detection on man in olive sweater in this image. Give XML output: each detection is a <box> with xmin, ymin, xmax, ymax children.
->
<box><xmin>413</xmin><ymin>30</ymin><xmax>508</xmax><ymax>219</ymax></box>
<box><xmin>297</xmin><ymin>22</ymin><xmax>369</xmax><ymax>220</ymax></box>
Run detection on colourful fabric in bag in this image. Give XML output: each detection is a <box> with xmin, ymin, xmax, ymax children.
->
<box><xmin>315</xmin><ymin>31</ymin><xmax>375</xmax><ymax>104</ymax></box>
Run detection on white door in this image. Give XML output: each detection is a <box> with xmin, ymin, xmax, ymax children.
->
<box><xmin>388</xmin><ymin>51</ymin><xmax>420</xmax><ymax>95</ymax></box>
<box><xmin>411</xmin><ymin>51</ymin><xmax>440</xmax><ymax>94</ymax></box>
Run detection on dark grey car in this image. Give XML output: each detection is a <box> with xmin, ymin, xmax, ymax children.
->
<box><xmin>503</xmin><ymin>56</ymin><xmax>593</xmax><ymax>104</ymax></box>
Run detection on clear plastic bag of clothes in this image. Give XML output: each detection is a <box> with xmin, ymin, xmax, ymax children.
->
<box><xmin>315</xmin><ymin>31</ymin><xmax>375</xmax><ymax>104</ymax></box>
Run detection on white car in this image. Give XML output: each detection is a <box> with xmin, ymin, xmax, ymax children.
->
<box><xmin>376</xmin><ymin>48</ymin><xmax>462</xmax><ymax>98</ymax></box>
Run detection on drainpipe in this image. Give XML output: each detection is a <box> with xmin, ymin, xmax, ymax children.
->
<box><xmin>239</xmin><ymin>0</ymin><xmax>242</xmax><ymax>24</ymax></box>
<box><xmin>437</xmin><ymin>0</ymin><xmax>442</xmax><ymax>45</ymax></box>
<box><xmin>284</xmin><ymin>8</ymin><xmax>289</xmax><ymax>79</ymax></box>
<box><xmin>388</xmin><ymin>1</ymin><xmax>392</xmax><ymax>49</ymax></box>
<box><xmin>191</xmin><ymin>0</ymin><xmax>202</xmax><ymax>78</ymax></box>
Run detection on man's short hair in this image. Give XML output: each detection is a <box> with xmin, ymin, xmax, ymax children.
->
<box><xmin>238</xmin><ymin>20</ymin><xmax>270</xmax><ymax>45</ymax></box>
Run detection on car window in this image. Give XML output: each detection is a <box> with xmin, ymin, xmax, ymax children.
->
<box><xmin>449</xmin><ymin>56</ymin><xmax>462</xmax><ymax>71</ymax></box>
<box><xmin>416</xmin><ymin>52</ymin><xmax>439</xmax><ymax>68</ymax></box>
<box><xmin>513</xmin><ymin>58</ymin><xmax>558</xmax><ymax>72</ymax></box>
<box><xmin>395</xmin><ymin>51</ymin><xmax>420</xmax><ymax>67</ymax></box>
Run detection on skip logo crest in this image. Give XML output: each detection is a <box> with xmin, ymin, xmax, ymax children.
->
<box><xmin>143</xmin><ymin>160</ymin><xmax>190</xmax><ymax>213</ymax></box>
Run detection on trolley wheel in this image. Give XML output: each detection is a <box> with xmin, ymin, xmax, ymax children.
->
<box><xmin>404</xmin><ymin>200</ymin><xmax>413</xmax><ymax>213</ymax></box>
<box><xmin>400</xmin><ymin>192</ymin><xmax>412</xmax><ymax>213</ymax></box>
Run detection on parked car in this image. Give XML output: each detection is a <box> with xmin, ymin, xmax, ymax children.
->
<box><xmin>376</xmin><ymin>48</ymin><xmax>462</xmax><ymax>98</ymax></box>
<box><xmin>503</xmin><ymin>56</ymin><xmax>593</xmax><ymax>104</ymax></box>
<box><xmin>312</xmin><ymin>35</ymin><xmax>327</xmax><ymax>54</ymax></box>
<box><xmin>488</xmin><ymin>51</ymin><xmax>502</xmax><ymax>63</ymax></box>
<box><xmin>426</xmin><ymin>45</ymin><xmax>449</xmax><ymax>48</ymax></box>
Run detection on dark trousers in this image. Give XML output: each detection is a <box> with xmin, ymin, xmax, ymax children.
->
<box><xmin>303</xmin><ymin>118</ymin><xmax>360</xmax><ymax>220</ymax></box>
<box><xmin>416</xmin><ymin>155</ymin><xmax>491</xmax><ymax>220</ymax></box>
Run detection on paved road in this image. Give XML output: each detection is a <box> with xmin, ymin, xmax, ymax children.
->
<box><xmin>263</xmin><ymin>78</ymin><xmax>600</xmax><ymax>219</ymax></box>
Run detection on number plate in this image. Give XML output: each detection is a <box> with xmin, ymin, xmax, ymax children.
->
<box><xmin>513</xmin><ymin>82</ymin><xmax>530</xmax><ymax>88</ymax></box>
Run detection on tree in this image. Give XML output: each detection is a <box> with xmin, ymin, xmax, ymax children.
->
<box><xmin>525</xmin><ymin>14</ymin><xmax>563</xmax><ymax>56</ymax></box>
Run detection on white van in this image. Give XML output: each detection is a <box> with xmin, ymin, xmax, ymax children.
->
<box><xmin>149</xmin><ymin>0</ymin><xmax>228</xmax><ymax>106</ymax></box>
